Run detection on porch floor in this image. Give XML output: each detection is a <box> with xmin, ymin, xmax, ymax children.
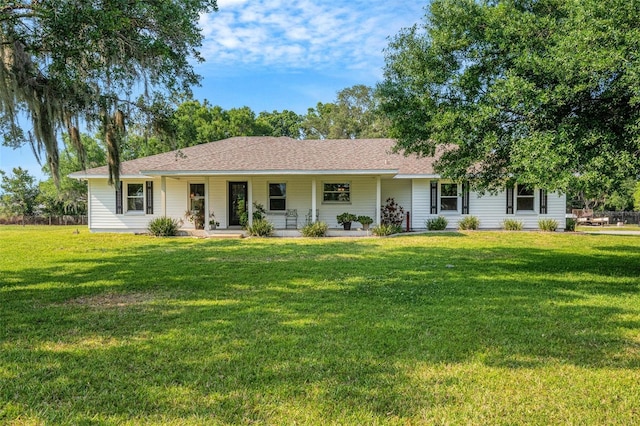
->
<box><xmin>187</xmin><ymin>228</ymin><xmax>374</xmax><ymax>238</ymax></box>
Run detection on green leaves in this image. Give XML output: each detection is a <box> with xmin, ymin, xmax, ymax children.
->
<box><xmin>380</xmin><ymin>0</ymin><xmax>640</xmax><ymax>193</ymax></box>
<box><xmin>0</xmin><ymin>0</ymin><xmax>218</xmax><ymax>185</ymax></box>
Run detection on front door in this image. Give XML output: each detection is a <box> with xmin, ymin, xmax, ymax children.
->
<box><xmin>228</xmin><ymin>182</ymin><xmax>248</xmax><ymax>226</ymax></box>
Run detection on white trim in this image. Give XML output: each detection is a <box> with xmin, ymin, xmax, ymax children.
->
<box><xmin>394</xmin><ymin>174</ymin><xmax>440</xmax><ymax>179</ymax></box>
<box><xmin>139</xmin><ymin>169</ymin><xmax>399</xmax><ymax>177</ymax></box>
<box><xmin>267</xmin><ymin>181</ymin><xmax>287</xmax><ymax>212</ymax></box>
<box><xmin>311</xmin><ymin>179</ymin><xmax>317</xmax><ymax>222</ymax></box>
<box><xmin>376</xmin><ymin>176</ymin><xmax>381</xmax><ymax>226</ymax></box>
<box><xmin>439</xmin><ymin>182</ymin><xmax>460</xmax><ymax>214</ymax></box>
<box><xmin>69</xmin><ymin>173</ymin><xmax>152</xmax><ymax>179</ymax></box>
<box><xmin>125</xmin><ymin>182</ymin><xmax>145</xmax><ymax>213</ymax></box>
<box><xmin>322</xmin><ymin>181</ymin><xmax>352</xmax><ymax>204</ymax></box>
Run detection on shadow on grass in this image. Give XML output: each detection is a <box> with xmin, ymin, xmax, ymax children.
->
<box><xmin>2</xmin><ymin>233</ymin><xmax>640</xmax><ymax>422</ymax></box>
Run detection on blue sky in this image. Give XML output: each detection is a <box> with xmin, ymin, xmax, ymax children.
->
<box><xmin>0</xmin><ymin>0</ymin><xmax>426</xmax><ymax>180</ymax></box>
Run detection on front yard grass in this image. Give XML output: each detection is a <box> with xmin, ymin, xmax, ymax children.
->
<box><xmin>1</xmin><ymin>226</ymin><xmax>640</xmax><ymax>424</ymax></box>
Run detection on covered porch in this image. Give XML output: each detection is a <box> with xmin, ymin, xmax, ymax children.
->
<box><xmin>159</xmin><ymin>173</ymin><xmax>409</xmax><ymax>232</ymax></box>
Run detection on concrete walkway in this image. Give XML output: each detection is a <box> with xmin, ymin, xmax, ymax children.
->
<box><xmin>579</xmin><ymin>230</ymin><xmax>640</xmax><ymax>236</ymax></box>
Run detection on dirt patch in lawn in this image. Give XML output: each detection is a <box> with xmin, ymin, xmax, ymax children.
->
<box><xmin>62</xmin><ymin>292</ymin><xmax>156</xmax><ymax>309</ymax></box>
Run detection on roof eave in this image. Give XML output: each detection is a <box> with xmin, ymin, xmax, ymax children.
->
<box><xmin>139</xmin><ymin>169</ymin><xmax>400</xmax><ymax>176</ymax></box>
<box><xmin>394</xmin><ymin>174</ymin><xmax>441</xmax><ymax>179</ymax></box>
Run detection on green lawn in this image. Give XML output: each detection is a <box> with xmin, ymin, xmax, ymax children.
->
<box><xmin>1</xmin><ymin>227</ymin><xmax>640</xmax><ymax>425</ymax></box>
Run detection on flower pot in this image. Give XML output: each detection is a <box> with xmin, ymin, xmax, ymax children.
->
<box><xmin>343</xmin><ymin>222</ymin><xmax>352</xmax><ymax>230</ymax></box>
<box><xmin>362</xmin><ymin>223</ymin><xmax>370</xmax><ymax>231</ymax></box>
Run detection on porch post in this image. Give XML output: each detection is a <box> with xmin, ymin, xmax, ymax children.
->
<box><xmin>311</xmin><ymin>178</ymin><xmax>317</xmax><ymax>222</ymax></box>
<box><xmin>376</xmin><ymin>176</ymin><xmax>381</xmax><ymax>226</ymax></box>
<box><xmin>248</xmin><ymin>179</ymin><xmax>253</xmax><ymax>227</ymax></box>
<box><xmin>204</xmin><ymin>177</ymin><xmax>210</xmax><ymax>228</ymax></box>
<box><xmin>161</xmin><ymin>176</ymin><xmax>167</xmax><ymax>216</ymax></box>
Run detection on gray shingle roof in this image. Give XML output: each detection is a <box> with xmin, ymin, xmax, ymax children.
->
<box><xmin>69</xmin><ymin>136</ymin><xmax>440</xmax><ymax>178</ymax></box>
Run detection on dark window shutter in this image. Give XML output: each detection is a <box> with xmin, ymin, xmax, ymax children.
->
<box><xmin>430</xmin><ymin>181</ymin><xmax>438</xmax><ymax>214</ymax></box>
<box><xmin>539</xmin><ymin>189</ymin><xmax>548</xmax><ymax>214</ymax></box>
<box><xmin>116</xmin><ymin>181</ymin><xmax>123</xmax><ymax>214</ymax></box>
<box><xmin>146</xmin><ymin>181</ymin><xmax>154</xmax><ymax>214</ymax></box>
<box><xmin>462</xmin><ymin>181</ymin><xmax>470</xmax><ymax>214</ymax></box>
<box><xmin>506</xmin><ymin>186</ymin><xmax>514</xmax><ymax>214</ymax></box>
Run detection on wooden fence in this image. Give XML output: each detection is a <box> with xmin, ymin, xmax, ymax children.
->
<box><xmin>0</xmin><ymin>215</ymin><xmax>88</xmax><ymax>226</ymax></box>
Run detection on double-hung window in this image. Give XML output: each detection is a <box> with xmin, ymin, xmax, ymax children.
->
<box><xmin>127</xmin><ymin>183</ymin><xmax>144</xmax><ymax>212</ymax></box>
<box><xmin>440</xmin><ymin>183</ymin><xmax>458</xmax><ymax>211</ymax></box>
<box><xmin>516</xmin><ymin>185</ymin><xmax>535</xmax><ymax>212</ymax></box>
<box><xmin>323</xmin><ymin>183</ymin><xmax>350</xmax><ymax>203</ymax></box>
<box><xmin>117</xmin><ymin>181</ymin><xmax>153</xmax><ymax>214</ymax></box>
<box><xmin>269</xmin><ymin>183</ymin><xmax>287</xmax><ymax>211</ymax></box>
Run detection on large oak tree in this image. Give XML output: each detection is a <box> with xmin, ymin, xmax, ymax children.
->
<box><xmin>0</xmin><ymin>0</ymin><xmax>217</xmax><ymax>185</ymax></box>
<box><xmin>379</xmin><ymin>0</ymin><xmax>640</xmax><ymax>194</ymax></box>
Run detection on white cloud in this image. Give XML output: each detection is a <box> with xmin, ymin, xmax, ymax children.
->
<box><xmin>198</xmin><ymin>0</ymin><xmax>425</xmax><ymax>74</ymax></box>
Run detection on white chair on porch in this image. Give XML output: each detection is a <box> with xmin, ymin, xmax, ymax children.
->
<box><xmin>305</xmin><ymin>209</ymin><xmax>319</xmax><ymax>225</ymax></box>
<box><xmin>285</xmin><ymin>209</ymin><xmax>298</xmax><ymax>229</ymax></box>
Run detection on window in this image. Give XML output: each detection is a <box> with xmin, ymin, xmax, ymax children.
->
<box><xmin>189</xmin><ymin>183</ymin><xmax>205</xmax><ymax>213</ymax></box>
<box><xmin>517</xmin><ymin>184</ymin><xmax>535</xmax><ymax>211</ymax></box>
<box><xmin>269</xmin><ymin>183</ymin><xmax>287</xmax><ymax>211</ymax></box>
<box><xmin>127</xmin><ymin>183</ymin><xmax>144</xmax><ymax>211</ymax></box>
<box><xmin>323</xmin><ymin>183</ymin><xmax>351</xmax><ymax>202</ymax></box>
<box><xmin>440</xmin><ymin>183</ymin><xmax>458</xmax><ymax>211</ymax></box>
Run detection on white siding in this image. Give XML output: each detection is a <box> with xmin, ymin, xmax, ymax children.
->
<box><xmin>87</xmin><ymin>175</ymin><xmax>566</xmax><ymax>232</ymax></box>
<box><xmin>381</xmin><ymin>178</ymin><xmax>412</xmax><ymax>226</ymax></box>
<box><xmin>88</xmin><ymin>178</ymin><xmax>164</xmax><ymax>232</ymax></box>
<box><xmin>410</xmin><ymin>179</ymin><xmax>566</xmax><ymax>230</ymax></box>
<box><xmin>250</xmin><ymin>175</ymin><xmax>381</xmax><ymax>229</ymax></box>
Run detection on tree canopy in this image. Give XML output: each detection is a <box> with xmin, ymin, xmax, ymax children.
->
<box><xmin>379</xmin><ymin>0</ymin><xmax>640</xmax><ymax>193</ymax></box>
<box><xmin>0</xmin><ymin>0</ymin><xmax>218</xmax><ymax>185</ymax></box>
<box><xmin>0</xmin><ymin>167</ymin><xmax>39</xmax><ymax>224</ymax></box>
<box><xmin>303</xmin><ymin>85</ymin><xmax>390</xmax><ymax>139</ymax></box>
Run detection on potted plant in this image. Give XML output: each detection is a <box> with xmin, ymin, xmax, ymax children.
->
<box><xmin>184</xmin><ymin>209</ymin><xmax>205</xmax><ymax>230</ymax></box>
<box><xmin>208</xmin><ymin>211</ymin><xmax>219</xmax><ymax>230</ymax></box>
<box><xmin>357</xmin><ymin>215</ymin><xmax>374</xmax><ymax>230</ymax></box>
<box><xmin>337</xmin><ymin>212</ymin><xmax>357</xmax><ymax>230</ymax></box>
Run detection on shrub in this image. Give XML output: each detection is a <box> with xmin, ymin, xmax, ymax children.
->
<box><xmin>426</xmin><ymin>216</ymin><xmax>448</xmax><ymax>231</ymax></box>
<box><xmin>503</xmin><ymin>219</ymin><xmax>523</xmax><ymax>231</ymax></box>
<box><xmin>371</xmin><ymin>223</ymin><xmax>403</xmax><ymax>236</ymax></box>
<box><xmin>538</xmin><ymin>218</ymin><xmax>558</xmax><ymax>232</ymax></box>
<box><xmin>357</xmin><ymin>215</ymin><xmax>374</xmax><ymax>225</ymax></box>
<box><xmin>252</xmin><ymin>202</ymin><xmax>266</xmax><ymax>221</ymax></box>
<box><xmin>381</xmin><ymin>198</ymin><xmax>405</xmax><ymax>226</ymax></box>
<box><xmin>336</xmin><ymin>212</ymin><xmax>357</xmax><ymax>225</ymax></box>
<box><xmin>301</xmin><ymin>221</ymin><xmax>328</xmax><ymax>237</ymax></box>
<box><xmin>246</xmin><ymin>219</ymin><xmax>274</xmax><ymax>237</ymax></box>
<box><xmin>148</xmin><ymin>216</ymin><xmax>180</xmax><ymax>237</ymax></box>
<box><xmin>565</xmin><ymin>218</ymin><xmax>576</xmax><ymax>231</ymax></box>
<box><xmin>458</xmin><ymin>215</ymin><xmax>480</xmax><ymax>230</ymax></box>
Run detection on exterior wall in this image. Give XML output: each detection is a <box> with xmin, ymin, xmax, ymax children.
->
<box><xmin>207</xmin><ymin>175</ymin><xmax>382</xmax><ymax>229</ymax></box>
<box><xmin>410</xmin><ymin>179</ymin><xmax>566</xmax><ymax>230</ymax></box>
<box><xmin>86</xmin><ymin>175</ymin><xmax>566</xmax><ymax>233</ymax></box>
<box><xmin>88</xmin><ymin>178</ymin><xmax>162</xmax><ymax>232</ymax></box>
<box><xmin>381</xmin><ymin>178</ymin><xmax>412</xmax><ymax>227</ymax></box>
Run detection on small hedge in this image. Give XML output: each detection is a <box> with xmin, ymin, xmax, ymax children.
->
<box><xmin>502</xmin><ymin>219</ymin><xmax>524</xmax><ymax>231</ymax></box>
<box><xmin>301</xmin><ymin>221</ymin><xmax>328</xmax><ymax>237</ymax></box>
<box><xmin>565</xmin><ymin>218</ymin><xmax>576</xmax><ymax>232</ymax></box>
<box><xmin>426</xmin><ymin>216</ymin><xmax>448</xmax><ymax>231</ymax></box>
<box><xmin>458</xmin><ymin>215</ymin><xmax>480</xmax><ymax>230</ymax></box>
<box><xmin>538</xmin><ymin>218</ymin><xmax>559</xmax><ymax>232</ymax></box>
<box><xmin>371</xmin><ymin>223</ymin><xmax>403</xmax><ymax>236</ymax></box>
<box><xmin>148</xmin><ymin>217</ymin><xmax>180</xmax><ymax>237</ymax></box>
<box><xmin>246</xmin><ymin>219</ymin><xmax>275</xmax><ymax>237</ymax></box>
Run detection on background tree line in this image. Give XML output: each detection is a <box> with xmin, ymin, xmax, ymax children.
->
<box><xmin>3</xmin><ymin>0</ymin><xmax>640</xmax><ymax>222</ymax></box>
<box><xmin>0</xmin><ymin>84</ymin><xmax>395</xmax><ymax>222</ymax></box>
